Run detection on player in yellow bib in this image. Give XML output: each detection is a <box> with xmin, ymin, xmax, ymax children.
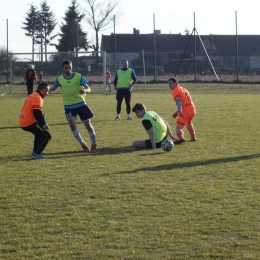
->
<box><xmin>132</xmin><ymin>103</ymin><xmax>178</xmax><ymax>150</ymax></box>
<box><xmin>49</xmin><ymin>60</ymin><xmax>97</xmax><ymax>152</ymax></box>
<box><xmin>114</xmin><ymin>60</ymin><xmax>136</xmax><ymax>120</ymax></box>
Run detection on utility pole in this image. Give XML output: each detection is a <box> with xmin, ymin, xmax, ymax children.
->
<box><xmin>6</xmin><ymin>19</ymin><xmax>9</xmax><ymax>84</ymax></box>
<box><xmin>153</xmin><ymin>13</ymin><xmax>156</xmax><ymax>82</ymax></box>
<box><xmin>114</xmin><ymin>15</ymin><xmax>116</xmax><ymax>73</ymax></box>
<box><xmin>76</xmin><ymin>18</ymin><xmax>79</xmax><ymax>72</ymax></box>
<box><xmin>41</xmin><ymin>18</ymin><xmax>43</xmax><ymax>72</ymax></box>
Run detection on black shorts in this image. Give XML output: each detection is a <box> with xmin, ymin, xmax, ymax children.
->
<box><xmin>145</xmin><ymin>135</ymin><xmax>167</xmax><ymax>149</ymax></box>
<box><xmin>65</xmin><ymin>105</ymin><xmax>93</xmax><ymax>121</ymax></box>
<box><xmin>116</xmin><ymin>89</ymin><xmax>131</xmax><ymax>101</ymax></box>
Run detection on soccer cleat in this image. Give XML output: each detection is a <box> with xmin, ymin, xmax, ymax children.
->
<box><xmin>191</xmin><ymin>137</ymin><xmax>197</xmax><ymax>141</ymax></box>
<box><xmin>174</xmin><ymin>138</ymin><xmax>186</xmax><ymax>145</ymax></box>
<box><xmin>115</xmin><ymin>116</ymin><xmax>120</xmax><ymax>120</ymax></box>
<box><xmin>32</xmin><ymin>151</ymin><xmax>45</xmax><ymax>155</ymax></box>
<box><xmin>127</xmin><ymin>116</ymin><xmax>133</xmax><ymax>120</ymax></box>
<box><xmin>90</xmin><ymin>144</ymin><xmax>97</xmax><ymax>152</ymax></box>
<box><xmin>31</xmin><ymin>153</ymin><xmax>44</xmax><ymax>159</ymax></box>
<box><xmin>82</xmin><ymin>143</ymin><xmax>90</xmax><ymax>152</ymax></box>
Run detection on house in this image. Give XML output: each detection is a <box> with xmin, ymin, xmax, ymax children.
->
<box><xmin>101</xmin><ymin>28</ymin><xmax>260</xmax><ymax>75</ymax></box>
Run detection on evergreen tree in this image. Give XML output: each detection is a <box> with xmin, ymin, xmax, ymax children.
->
<box><xmin>21</xmin><ymin>4</ymin><xmax>39</xmax><ymax>61</ymax></box>
<box><xmin>36</xmin><ymin>0</ymin><xmax>58</xmax><ymax>61</ymax></box>
<box><xmin>56</xmin><ymin>0</ymin><xmax>89</xmax><ymax>53</ymax></box>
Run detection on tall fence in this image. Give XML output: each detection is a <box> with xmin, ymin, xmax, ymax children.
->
<box><xmin>1</xmin><ymin>49</ymin><xmax>260</xmax><ymax>96</ymax></box>
<box><xmin>2</xmin><ymin>11</ymin><xmax>260</xmax><ymax>92</ymax></box>
<box><xmin>0</xmin><ymin>51</ymin><xmax>108</xmax><ymax>95</ymax></box>
<box><xmin>104</xmin><ymin>51</ymin><xmax>260</xmax><ymax>84</ymax></box>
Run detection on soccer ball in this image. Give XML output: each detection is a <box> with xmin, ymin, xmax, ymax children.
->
<box><xmin>161</xmin><ymin>139</ymin><xmax>174</xmax><ymax>152</ymax></box>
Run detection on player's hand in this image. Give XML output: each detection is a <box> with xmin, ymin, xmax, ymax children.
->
<box><xmin>114</xmin><ymin>86</ymin><xmax>118</xmax><ymax>91</ymax></box>
<box><xmin>172</xmin><ymin>111</ymin><xmax>179</xmax><ymax>118</ymax></box>
<box><xmin>43</xmin><ymin>124</ymin><xmax>50</xmax><ymax>131</ymax></box>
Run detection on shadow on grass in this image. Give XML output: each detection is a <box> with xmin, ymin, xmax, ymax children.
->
<box><xmin>0</xmin><ymin>122</ymin><xmax>68</xmax><ymax>130</ymax></box>
<box><xmin>114</xmin><ymin>153</ymin><xmax>260</xmax><ymax>174</ymax></box>
<box><xmin>0</xmin><ymin>120</ymin><xmax>127</xmax><ymax>130</ymax></box>
<box><xmin>0</xmin><ymin>146</ymin><xmax>139</xmax><ymax>162</ymax></box>
<box><xmin>0</xmin><ymin>150</ymin><xmax>91</xmax><ymax>162</ymax></box>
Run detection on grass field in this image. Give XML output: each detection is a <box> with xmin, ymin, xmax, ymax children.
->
<box><xmin>0</xmin><ymin>84</ymin><xmax>260</xmax><ymax>259</ymax></box>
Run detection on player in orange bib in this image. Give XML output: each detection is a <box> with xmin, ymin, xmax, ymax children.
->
<box><xmin>168</xmin><ymin>77</ymin><xmax>196</xmax><ymax>144</ymax></box>
<box><xmin>19</xmin><ymin>82</ymin><xmax>51</xmax><ymax>159</ymax></box>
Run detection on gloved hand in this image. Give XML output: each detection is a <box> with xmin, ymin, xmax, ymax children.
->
<box><xmin>172</xmin><ymin>111</ymin><xmax>179</xmax><ymax>119</ymax></box>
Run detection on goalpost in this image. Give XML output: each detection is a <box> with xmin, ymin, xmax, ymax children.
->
<box><xmin>5</xmin><ymin>51</ymin><xmax>107</xmax><ymax>95</ymax></box>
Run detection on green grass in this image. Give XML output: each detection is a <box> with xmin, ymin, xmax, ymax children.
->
<box><xmin>0</xmin><ymin>84</ymin><xmax>260</xmax><ymax>259</ymax></box>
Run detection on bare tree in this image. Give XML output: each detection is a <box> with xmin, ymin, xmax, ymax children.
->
<box><xmin>83</xmin><ymin>0</ymin><xmax>121</xmax><ymax>55</ymax></box>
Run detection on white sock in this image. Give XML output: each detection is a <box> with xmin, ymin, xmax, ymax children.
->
<box><xmin>88</xmin><ymin>131</ymin><xmax>96</xmax><ymax>144</ymax></box>
<box><xmin>72</xmin><ymin>128</ymin><xmax>84</xmax><ymax>145</ymax></box>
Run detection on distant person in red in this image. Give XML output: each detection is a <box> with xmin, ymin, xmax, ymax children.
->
<box><xmin>24</xmin><ymin>65</ymin><xmax>38</xmax><ymax>95</ymax></box>
<box><xmin>168</xmin><ymin>77</ymin><xmax>196</xmax><ymax>144</ymax></box>
<box><xmin>106</xmin><ymin>68</ymin><xmax>112</xmax><ymax>93</ymax></box>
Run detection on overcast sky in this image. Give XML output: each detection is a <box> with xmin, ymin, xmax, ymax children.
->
<box><xmin>0</xmin><ymin>0</ymin><xmax>259</xmax><ymax>54</ymax></box>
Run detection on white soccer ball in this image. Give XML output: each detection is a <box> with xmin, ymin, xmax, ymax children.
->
<box><xmin>161</xmin><ymin>139</ymin><xmax>174</xmax><ymax>152</ymax></box>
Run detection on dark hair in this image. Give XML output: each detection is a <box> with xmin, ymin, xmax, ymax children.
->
<box><xmin>62</xmin><ymin>59</ymin><xmax>72</xmax><ymax>67</ymax></box>
<box><xmin>37</xmin><ymin>81</ymin><xmax>49</xmax><ymax>91</ymax></box>
<box><xmin>168</xmin><ymin>77</ymin><xmax>178</xmax><ymax>83</ymax></box>
<box><xmin>132</xmin><ymin>103</ymin><xmax>146</xmax><ymax>112</ymax></box>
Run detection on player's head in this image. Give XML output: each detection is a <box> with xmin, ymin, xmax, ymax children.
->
<box><xmin>132</xmin><ymin>103</ymin><xmax>146</xmax><ymax>118</ymax></box>
<box><xmin>62</xmin><ymin>60</ymin><xmax>72</xmax><ymax>76</ymax></box>
<box><xmin>62</xmin><ymin>59</ymin><xmax>72</xmax><ymax>67</ymax></box>
<box><xmin>168</xmin><ymin>77</ymin><xmax>179</xmax><ymax>89</ymax></box>
<box><xmin>122</xmin><ymin>59</ymin><xmax>129</xmax><ymax>69</ymax></box>
<box><xmin>37</xmin><ymin>81</ymin><xmax>50</xmax><ymax>98</ymax></box>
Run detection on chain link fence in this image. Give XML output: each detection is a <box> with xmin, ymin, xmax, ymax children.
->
<box><xmin>0</xmin><ymin>51</ymin><xmax>108</xmax><ymax>95</ymax></box>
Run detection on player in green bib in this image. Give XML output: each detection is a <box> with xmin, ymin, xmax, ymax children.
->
<box><xmin>132</xmin><ymin>103</ymin><xmax>178</xmax><ymax>149</ymax></box>
<box><xmin>49</xmin><ymin>60</ymin><xmax>97</xmax><ymax>152</ymax></box>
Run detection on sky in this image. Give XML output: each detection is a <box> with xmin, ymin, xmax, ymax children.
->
<box><xmin>0</xmin><ymin>0</ymin><xmax>260</xmax><ymax>55</ymax></box>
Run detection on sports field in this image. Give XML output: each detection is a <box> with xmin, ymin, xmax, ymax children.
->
<box><xmin>0</xmin><ymin>83</ymin><xmax>260</xmax><ymax>259</ymax></box>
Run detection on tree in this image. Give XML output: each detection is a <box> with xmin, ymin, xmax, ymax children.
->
<box><xmin>0</xmin><ymin>46</ymin><xmax>8</xmax><ymax>62</ymax></box>
<box><xmin>56</xmin><ymin>0</ymin><xmax>88</xmax><ymax>53</ymax></box>
<box><xmin>21</xmin><ymin>4</ymin><xmax>39</xmax><ymax>61</ymax></box>
<box><xmin>36</xmin><ymin>0</ymin><xmax>58</xmax><ymax>61</ymax></box>
<box><xmin>184</xmin><ymin>28</ymin><xmax>190</xmax><ymax>35</ymax></box>
<box><xmin>83</xmin><ymin>0</ymin><xmax>121</xmax><ymax>55</ymax></box>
